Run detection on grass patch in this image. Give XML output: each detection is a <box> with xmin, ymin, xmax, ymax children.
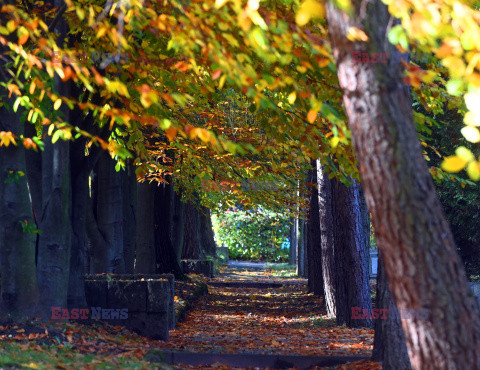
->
<box><xmin>0</xmin><ymin>342</ymin><xmax>169</xmax><ymax>369</ymax></box>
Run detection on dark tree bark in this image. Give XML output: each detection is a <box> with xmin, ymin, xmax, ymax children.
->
<box><xmin>182</xmin><ymin>200</ymin><xmax>204</xmax><ymax>260</ymax></box>
<box><xmin>135</xmin><ymin>181</ymin><xmax>155</xmax><ymax>273</ymax></box>
<box><xmin>0</xmin><ymin>103</ymin><xmax>38</xmax><ymax>320</ymax></box>
<box><xmin>36</xmin><ymin>0</ymin><xmax>73</xmax><ymax>318</ymax></box>
<box><xmin>306</xmin><ymin>159</ymin><xmax>323</xmax><ymax>297</ymax></box>
<box><xmin>332</xmin><ymin>179</ymin><xmax>372</xmax><ymax>328</ymax></box>
<box><xmin>122</xmin><ymin>161</ymin><xmax>136</xmax><ymax>273</ymax></box>
<box><xmin>326</xmin><ymin>0</ymin><xmax>480</xmax><ymax>366</ymax></box>
<box><xmin>317</xmin><ymin>160</ymin><xmax>336</xmax><ymax>318</ymax></box>
<box><xmin>96</xmin><ymin>152</ymin><xmax>125</xmax><ymax>273</ymax></box>
<box><xmin>296</xmin><ymin>218</ymin><xmax>306</xmax><ymax>277</ymax></box>
<box><xmin>171</xmin><ymin>188</ymin><xmax>185</xmax><ymax>262</ymax></box>
<box><xmin>86</xmin><ymin>169</ymin><xmax>108</xmax><ymax>273</ymax></box>
<box><xmin>372</xmin><ymin>253</ymin><xmax>412</xmax><ymax>369</ymax></box>
<box><xmin>199</xmin><ymin>206</ymin><xmax>216</xmax><ymax>257</ymax></box>
<box><xmin>154</xmin><ymin>181</ymin><xmax>184</xmax><ymax>278</ymax></box>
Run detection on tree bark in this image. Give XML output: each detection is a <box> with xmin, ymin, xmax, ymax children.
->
<box><xmin>122</xmin><ymin>161</ymin><xmax>136</xmax><ymax>273</ymax></box>
<box><xmin>317</xmin><ymin>160</ymin><xmax>336</xmax><ymax>318</ymax></box>
<box><xmin>154</xmin><ymin>181</ymin><xmax>184</xmax><ymax>278</ymax></box>
<box><xmin>135</xmin><ymin>181</ymin><xmax>155</xmax><ymax>273</ymax></box>
<box><xmin>372</xmin><ymin>252</ymin><xmax>412</xmax><ymax>369</ymax></box>
<box><xmin>296</xmin><ymin>218</ymin><xmax>306</xmax><ymax>277</ymax></box>
<box><xmin>171</xmin><ymin>188</ymin><xmax>185</xmax><ymax>262</ymax></box>
<box><xmin>289</xmin><ymin>217</ymin><xmax>298</xmax><ymax>265</ymax></box>
<box><xmin>199</xmin><ymin>206</ymin><xmax>216</xmax><ymax>257</ymax></box>
<box><xmin>96</xmin><ymin>152</ymin><xmax>125</xmax><ymax>273</ymax></box>
<box><xmin>0</xmin><ymin>103</ymin><xmax>38</xmax><ymax>320</ymax></box>
<box><xmin>182</xmin><ymin>200</ymin><xmax>204</xmax><ymax>260</ymax></box>
<box><xmin>326</xmin><ymin>0</ymin><xmax>480</xmax><ymax>366</ymax></box>
<box><xmin>332</xmin><ymin>179</ymin><xmax>372</xmax><ymax>328</ymax></box>
<box><xmin>306</xmin><ymin>160</ymin><xmax>323</xmax><ymax>297</ymax></box>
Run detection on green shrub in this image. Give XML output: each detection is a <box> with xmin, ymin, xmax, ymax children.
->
<box><xmin>212</xmin><ymin>207</ymin><xmax>290</xmax><ymax>262</ymax></box>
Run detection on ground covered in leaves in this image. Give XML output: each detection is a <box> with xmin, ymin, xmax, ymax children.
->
<box><xmin>0</xmin><ymin>264</ymin><xmax>381</xmax><ymax>369</ymax></box>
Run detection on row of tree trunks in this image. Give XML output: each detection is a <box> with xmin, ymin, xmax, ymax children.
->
<box><xmin>326</xmin><ymin>0</ymin><xmax>480</xmax><ymax>367</ymax></box>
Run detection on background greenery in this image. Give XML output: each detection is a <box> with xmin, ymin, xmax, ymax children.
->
<box><xmin>212</xmin><ymin>207</ymin><xmax>291</xmax><ymax>262</ymax></box>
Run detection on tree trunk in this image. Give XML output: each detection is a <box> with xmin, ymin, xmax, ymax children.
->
<box><xmin>317</xmin><ymin>160</ymin><xmax>336</xmax><ymax>318</ymax></box>
<box><xmin>86</xmin><ymin>171</ymin><xmax>108</xmax><ymax>273</ymax></box>
<box><xmin>154</xmin><ymin>181</ymin><xmax>184</xmax><ymax>278</ymax></box>
<box><xmin>96</xmin><ymin>152</ymin><xmax>125</xmax><ymax>273</ymax></box>
<box><xmin>182</xmin><ymin>200</ymin><xmax>204</xmax><ymax>260</ymax></box>
<box><xmin>289</xmin><ymin>217</ymin><xmax>298</xmax><ymax>265</ymax></box>
<box><xmin>36</xmin><ymin>0</ymin><xmax>72</xmax><ymax>318</ymax></box>
<box><xmin>306</xmin><ymin>160</ymin><xmax>324</xmax><ymax>297</ymax></box>
<box><xmin>0</xmin><ymin>104</ymin><xmax>38</xmax><ymax>320</ymax></box>
<box><xmin>135</xmin><ymin>181</ymin><xmax>155</xmax><ymax>273</ymax></box>
<box><xmin>171</xmin><ymin>189</ymin><xmax>185</xmax><ymax>262</ymax></box>
<box><xmin>372</xmin><ymin>252</ymin><xmax>412</xmax><ymax>369</ymax></box>
<box><xmin>332</xmin><ymin>179</ymin><xmax>372</xmax><ymax>328</ymax></box>
<box><xmin>326</xmin><ymin>0</ymin><xmax>480</xmax><ymax>366</ymax></box>
<box><xmin>296</xmin><ymin>218</ymin><xmax>306</xmax><ymax>277</ymax></box>
<box><xmin>122</xmin><ymin>161</ymin><xmax>136</xmax><ymax>273</ymax></box>
<box><xmin>199</xmin><ymin>206</ymin><xmax>217</xmax><ymax>257</ymax></box>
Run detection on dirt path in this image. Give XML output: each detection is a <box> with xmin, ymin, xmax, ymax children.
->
<box><xmin>156</xmin><ymin>265</ymin><xmax>380</xmax><ymax>369</ymax></box>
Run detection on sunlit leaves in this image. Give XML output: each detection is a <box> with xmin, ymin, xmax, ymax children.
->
<box><xmin>296</xmin><ymin>0</ymin><xmax>325</xmax><ymax>26</ymax></box>
<box><xmin>441</xmin><ymin>155</ymin><xmax>468</xmax><ymax>173</ymax></box>
<box><xmin>461</xmin><ymin>126</ymin><xmax>480</xmax><ymax>143</ymax></box>
<box><xmin>0</xmin><ymin>131</ymin><xmax>17</xmax><ymax>147</ymax></box>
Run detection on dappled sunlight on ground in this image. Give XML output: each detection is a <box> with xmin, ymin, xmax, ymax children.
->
<box><xmin>157</xmin><ymin>267</ymin><xmax>375</xmax><ymax>359</ymax></box>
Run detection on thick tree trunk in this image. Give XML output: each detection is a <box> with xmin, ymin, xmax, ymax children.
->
<box><xmin>67</xmin><ymin>155</ymin><xmax>89</xmax><ymax>309</ymax></box>
<box><xmin>306</xmin><ymin>160</ymin><xmax>324</xmax><ymax>296</ymax></box>
<box><xmin>332</xmin><ymin>179</ymin><xmax>372</xmax><ymax>328</ymax></box>
<box><xmin>372</xmin><ymin>253</ymin><xmax>412</xmax><ymax>369</ymax></box>
<box><xmin>96</xmin><ymin>152</ymin><xmax>125</xmax><ymax>273</ymax></box>
<box><xmin>199</xmin><ymin>206</ymin><xmax>216</xmax><ymax>257</ymax></box>
<box><xmin>317</xmin><ymin>160</ymin><xmax>336</xmax><ymax>318</ymax></box>
<box><xmin>36</xmin><ymin>132</ymin><xmax>71</xmax><ymax>317</ymax></box>
<box><xmin>326</xmin><ymin>0</ymin><xmax>480</xmax><ymax>366</ymax></box>
<box><xmin>0</xmin><ymin>104</ymin><xmax>38</xmax><ymax>320</ymax></box>
<box><xmin>182</xmin><ymin>200</ymin><xmax>204</xmax><ymax>260</ymax></box>
<box><xmin>154</xmin><ymin>181</ymin><xmax>184</xmax><ymax>278</ymax></box>
<box><xmin>171</xmin><ymin>189</ymin><xmax>185</xmax><ymax>262</ymax></box>
<box><xmin>36</xmin><ymin>0</ymin><xmax>72</xmax><ymax>318</ymax></box>
<box><xmin>135</xmin><ymin>181</ymin><xmax>155</xmax><ymax>273</ymax></box>
<box><xmin>122</xmin><ymin>161</ymin><xmax>136</xmax><ymax>273</ymax></box>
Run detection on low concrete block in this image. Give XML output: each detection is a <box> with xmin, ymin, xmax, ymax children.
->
<box><xmin>107</xmin><ymin>280</ymin><xmax>147</xmax><ymax>312</ymax></box>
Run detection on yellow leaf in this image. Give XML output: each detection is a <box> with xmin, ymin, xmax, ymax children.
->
<box><xmin>288</xmin><ymin>92</ymin><xmax>296</xmax><ymax>104</ymax></box>
<box><xmin>96</xmin><ymin>26</ymin><xmax>107</xmax><ymax>38</ymax></box>
<box><xmin>467</xmin><ymin>161</ymin><xmax>480</xmax><ymax>181</ymax></box>
<box><xmin>455</xmin><ymin>146</ymin><xmax>474</xmax><ymax>162</ymax></box>
<box><xmin>296</xmin><ymin>0</ymin><xmax>325</xmax><ymax>27</ymax></box>
<box><xmin>347</xmin><ymin>27</ymin><xmax>369</xmax><ymax>42</ymax></box>
<box><xmin>441</xmin><ymin>155</ymin><xmax>468</xmax><ymax>173</ymax></box>
<box><xmin>461</xmin><ymin>126</ymin><xmax>480</xmax><ymax>143</ymax></box>
<box><xmin>54</xmin><ymin>99</ymin><xmax>62</xmax><ymax>111</ymax></box>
